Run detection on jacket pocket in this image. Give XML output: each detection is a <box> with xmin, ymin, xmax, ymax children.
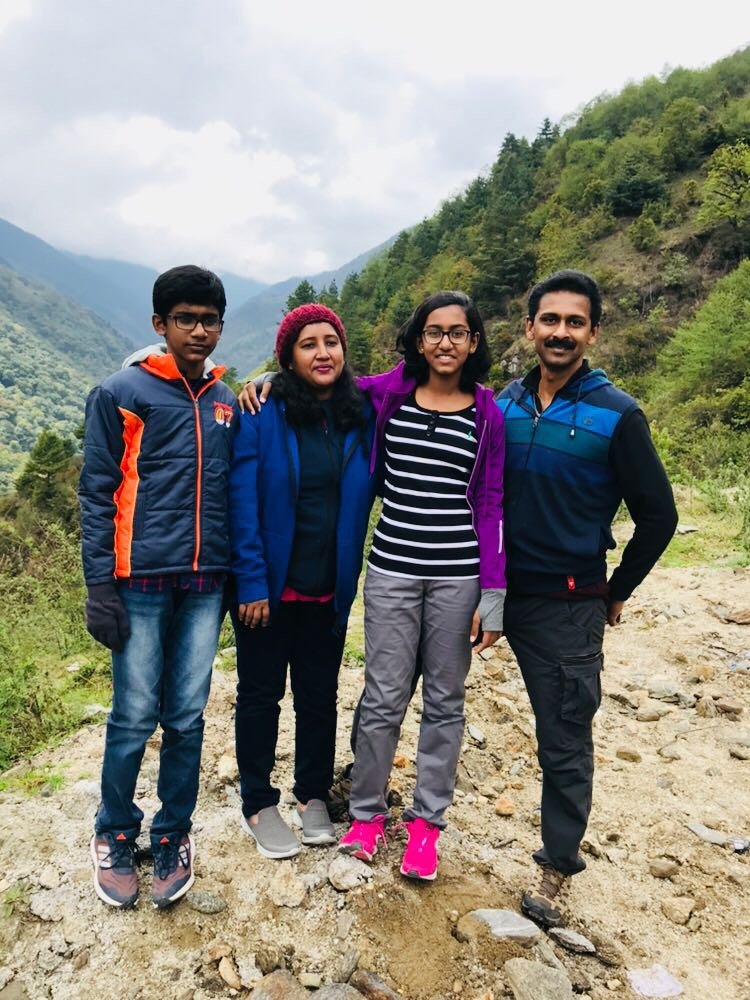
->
<box><xmin>560</xmin><ymin>653</ymin><xmax>602</xmax><ymax>726</ymax></box>
<box><xmin>133</xmin><ymin>489</ymin><xmax>147</xmax><ymax>541</ymax></box>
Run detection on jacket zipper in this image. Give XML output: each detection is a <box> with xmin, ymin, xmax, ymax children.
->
<box><xmin>182</xmin><ymin>375</ymin><xmax>216</xmax><ymax>572</ymax></box>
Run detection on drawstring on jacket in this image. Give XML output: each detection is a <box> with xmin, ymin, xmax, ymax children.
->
<box><xmin>570</xmin><ymin>379</ymin><xmax>584</xmax><ymax>438</ymax></box>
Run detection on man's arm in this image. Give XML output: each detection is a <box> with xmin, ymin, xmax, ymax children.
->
<box><xmin>608</xmin><ymin>409</ymin><xmax>678</xmax><ymax>614</ymax></box>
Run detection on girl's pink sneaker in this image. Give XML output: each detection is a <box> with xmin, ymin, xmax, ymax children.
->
<box><xmin>338</xmin><ymin>816</ymin><xmax>387</xmax><ymax>862</ymax></box>
<box><xmin>400</xmin><ymin>817</ymin><xmax>440</xmax><ymax>881</ymax></box>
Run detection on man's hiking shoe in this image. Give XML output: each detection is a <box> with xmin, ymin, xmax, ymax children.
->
<box><xmin>90</xmin><ymin>832</ymin><xmax>139</xmax><ymax>908</ymax></box>
<box><xmin>399</xmin><ymin>817</ymin><xmax>440</xmax><ymax>881</ymax></box>
<box><xmin>521</xmin><ymin>863</ymin><xmax>570</xmax><ymax>927</ymax></box>
<box><xmin>292</xmin><ymin>799</ymin><xmax>336</xmax><ymax>845</ymax></box>
<box><xmin>338</xmin><ymin>816</ymin><xmax>387</xmax><ymax>862</ymax></box>
<box><xmin>152</xmin><ymin>833</ymin><xmax>195</xmax><ymax>909</ymax></box>
<box><xmin>242</xmin><ymin>806</ymin><xmax>300</xmax><ymax>859</ymax></box>
<box><xmin>328</xmin><ymin>765</ymin><xmax>353</xmax><ymax>822</ymax></box>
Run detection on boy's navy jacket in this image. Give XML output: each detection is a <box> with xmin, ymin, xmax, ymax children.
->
<box><xmin>79</xmin><ymin>351</ymin><xmax>237</xmax><ymax>585</ymax></box>
<box><xmin>229</xmin><ymin>396</ymin><xmax>376</xmax><ymax>628</ymax></box>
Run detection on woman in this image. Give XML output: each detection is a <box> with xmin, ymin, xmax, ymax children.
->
<box><xmin>338</xmin><ymin>291</ymin><xmax>505</xmax><ymax>881</ymax></box>
<box><xmin>230</xmin><ymin>304</ymin><xmax>375</xmax><ymax>858</ymax></box>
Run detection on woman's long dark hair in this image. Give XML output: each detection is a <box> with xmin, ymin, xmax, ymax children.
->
<box><xmin>396</xmin><ymin>290</ymin><xmax>492</xmax><ymax>392</ymax></box>
<box><xmin>274</xmin><ymin>365</ymin><xmax>367</xmax><ymax>431</ymax></box>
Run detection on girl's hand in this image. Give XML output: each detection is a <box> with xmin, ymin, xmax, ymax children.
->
<box><xmin>238</xmin><ymin>380</ymin><xmax>273</xmax><ymax>414</ymax></box>
<box><xmin>238</xmin><ymin>599</ymin><xmax>270</xmax><ymax>628</ymax></box>
<box><xmin>470</xmin><ymin>609</ymin><xmax>501</xmax><ymax>654</ymax></box>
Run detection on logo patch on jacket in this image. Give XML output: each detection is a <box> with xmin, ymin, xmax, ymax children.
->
<box><xmin>213</xmin><ymin>402</ymin><xmax>234</xmax><ymax>426</ymax></box>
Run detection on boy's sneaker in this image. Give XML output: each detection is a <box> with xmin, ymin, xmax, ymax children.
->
<box><xmin>338</xmin><ymin>815</ymin><xmax>387</xmax><ymax>862</ymax></box>
<box><xmin>292</xmin><ymin>799</ymin><xmax>336</xmax><ymax>845</ymax></box>
<box><xmin>242</xmin><ymin>806</ymin><xmax>301</xmax><ymax>859</ymax></box>
<box><xmin>521</xmin><ymin>863</ymin><xmax>570</xmax><ymax>927</ymax></box>
<box><xmin>399</xmin><ymin>817</ymin><xmax>440</xmax><ymax>881</ymax></box>
<box><xmin>151</xmin><ymin>833</ymin><xmax>195</xmax><ymax>909</ymax></box>
<box><xmin>90</xmin><ymin>832</ymin><xmax>139</xmax><ymax>908</ymax></box>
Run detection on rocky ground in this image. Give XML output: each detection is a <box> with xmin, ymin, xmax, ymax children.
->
<box><xmin>0</xmin><ymin>564</ymin><xmax>748</xmax><ymax>1000</ymax></box>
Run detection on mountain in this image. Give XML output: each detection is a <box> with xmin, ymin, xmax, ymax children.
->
<box><xmin>0</xmin><ymin>218</ymin><xmax>269</xmax><ymax>348</ymax></box>
<box><xmin>0</xmin><ymin>265</ymin><xmax>134</xmax><ymax>490</ymax></box>
<box><xmin>220</xmin><ymin>235</ymin><xmax>399</xmax><ymax>374</ymax></box>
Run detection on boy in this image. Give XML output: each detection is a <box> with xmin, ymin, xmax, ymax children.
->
<box><xmin>79</xmin><ymin>265</ymin><xmax>236</xmax><ymax>909</ymax></box>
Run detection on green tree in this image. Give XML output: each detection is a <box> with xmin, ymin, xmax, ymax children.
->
<box><xmin>698</xmin><ymin>141</ymin><xmax>750</xmax><ymax>231</ymax></box>
<box><xmin>15</xmin><ymin>431</ymin><xmax>77</xmax><ymax>527</ymax></box>
<box><xmin>285</xmin><ymin>280</ymin><xmax>317</xmax><ymax>312</ymax></box>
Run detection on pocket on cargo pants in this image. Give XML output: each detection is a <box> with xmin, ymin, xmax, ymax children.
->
<box><xmin>559</xmin><ymin>654</ymin><xmax>602</xmax><ymax>726</ymax></box>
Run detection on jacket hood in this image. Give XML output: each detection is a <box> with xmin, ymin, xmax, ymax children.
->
<box><xmin>122</xmin><ymin>342</ymin><xmax>218</xmax><ymax>375</ymax></box>
<box><xmin>505</xmin><ymin>363</ymin><xmax>612</xmax><ymax>404</ymax></box>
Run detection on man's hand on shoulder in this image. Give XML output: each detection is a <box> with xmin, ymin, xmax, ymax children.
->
<box><xmin>238</xmin><ymin>373</ymin><xmax>274</xmax><ymax>414</ymax></box>
<box><xmin>606</xmin><ymin>598</ymin><xmax>625</xmax><ymax>627</ymax></box>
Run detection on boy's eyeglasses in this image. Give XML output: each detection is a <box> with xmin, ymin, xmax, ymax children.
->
<box><xmin>168</xmin><ymin>312</ymin><xmax>224</xmax><ymax>332</ymax></box>
<box><xmin>421</xmin><ymin>326</ymin><xmax>472</xmax><ymax>344</ymax></box>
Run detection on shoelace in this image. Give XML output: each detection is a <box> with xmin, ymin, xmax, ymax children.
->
<box><xmin>102</xmin><ymin>839</ymin><xmax>138</xmax><ymax>871</ymax></box>
<box><xmin>154</xmin><ymin>839</ymin><xmax>187</xmax><ymax>880</ymax></box>
<box><xmin>539</xmin><ymin>866</ymin><xmax>568</xmax><ymax>901</ymax></box>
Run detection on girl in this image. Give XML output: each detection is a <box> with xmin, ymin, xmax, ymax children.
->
<box><xmin>229</xmin><ymin>304</ymin><xmax>375</xmax><ymax>858</ymax></box>
<box><xmin>338</xmin><ymin>290</ymin><xmax>505</xmax><ymax>881</ymax></box>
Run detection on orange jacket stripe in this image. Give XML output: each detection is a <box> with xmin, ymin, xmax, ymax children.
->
<box><xmin>139</xmin><ymin>353</ymin><xmax>226</xmax><ymax>382</ymax></box>
<box><xmin>113</xmin><ymin>407</ymin><xmax>145</xmax><ymax>577</ymax></box>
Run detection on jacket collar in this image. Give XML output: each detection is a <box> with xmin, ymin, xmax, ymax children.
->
<box><xmin>139</xmin><ymin>351</ymin><xmax>226</xmax><ymax>384</ymax></box>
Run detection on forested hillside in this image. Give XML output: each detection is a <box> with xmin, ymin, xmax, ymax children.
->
<box><xmin>287</xmin><ymin>47</ymin><xmax>749</xmax><ymax>479</ymax></box>
<box><xmin>0</xmin><ymin>266</ymin><xmax>134</xmax><ymax>489</ymax></box>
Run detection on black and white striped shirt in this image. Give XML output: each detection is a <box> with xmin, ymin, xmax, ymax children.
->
<box><xmin>368</xmin><ymin>398</ymin><xmax>479</xmax><ymax>579</ymax></box>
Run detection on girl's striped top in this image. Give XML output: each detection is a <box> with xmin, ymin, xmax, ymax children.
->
<box><xmin>368</xmin><ymin>397</ymin><xmax>479</xmax><ymax>579</ymax></box>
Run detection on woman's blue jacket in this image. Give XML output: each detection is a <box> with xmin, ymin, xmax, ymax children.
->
<box><xmin>229</xmin><ymin>396</ymin><xmax>376</xmax><ymax>628</ymax></box>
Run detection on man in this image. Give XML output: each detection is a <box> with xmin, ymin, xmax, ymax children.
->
<box><xmin>496</xmin><ymin>269</ymin><xmax>678</xmax><ymax>927</ymax></box>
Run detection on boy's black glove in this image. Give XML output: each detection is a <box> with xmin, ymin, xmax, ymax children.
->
<box><xmin>85</xmin><ymin>583</ymin><xmax>130</xmax><ymax>651</ymax></box>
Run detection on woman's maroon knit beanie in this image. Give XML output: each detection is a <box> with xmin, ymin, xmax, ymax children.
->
<box><xmin>275</xmin><ymin>303</ymin><xmax>347</xmax><ymax>368</ymax></box>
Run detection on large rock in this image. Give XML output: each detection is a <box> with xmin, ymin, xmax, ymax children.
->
<box><xmin>548</xmin><ymin>927</ymin><xmax>596</xmax><ymax>954</ymax></box>
<box><xmin>504</xmin><ymin>958</ymin><xmax>574</xmax><ymax>1000</ymax></box>
<box><xmin>328</xmin><ymin>855</ymin><xmax>373</xmax><ymax>891</ymax></box>
<box><xmin>349</xmin><ymin>969</ymin><xmax>404</xmax><ymax>999</ymax></box>
<box><xmin>456</xmin><ymin>909</ymin><xmax>541</xmax><ymax>948</ymax></box>
<box><xmin>315</xmin><ymin>987</ymin><xmax>363</xmax><ymax>1000</ymax></box>
<box><xmin>250</xmin><ymin>970</ymin><xmax>308</xmax><ymax>1000</ymax></box>
<box><xmin>661</xmin><ymin>896</ymin><xmax>694</xmax><ymax>925</ymax></box>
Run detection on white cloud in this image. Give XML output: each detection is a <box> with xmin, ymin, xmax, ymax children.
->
<box><xmin>0</xmin><ymin>0</ymin><xmax>745</xmax><ymax>281</ymax></box>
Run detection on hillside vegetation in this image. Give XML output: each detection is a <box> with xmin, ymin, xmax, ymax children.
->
<box><xmin>288</xmin><ymin>47</ymin><xmax>750</xmax><ymax>481</ymax></box>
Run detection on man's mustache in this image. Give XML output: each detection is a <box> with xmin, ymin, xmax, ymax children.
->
<box><xmin>544</xmin><ymin>337</ymin><xmax>576</xmax><ymax>351</ymax></box>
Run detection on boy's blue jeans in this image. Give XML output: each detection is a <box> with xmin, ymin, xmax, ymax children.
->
<box><xmin>95</xmin><ymin>585</ymin><xmax>224</xmax><ymax>845</ymax></box>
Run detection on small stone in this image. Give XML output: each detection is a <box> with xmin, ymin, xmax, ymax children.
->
<box><xmin>268</xmin><ymin>864</ymin><xmax>307</xmax><ymax>908</ymax></box>
<box><xmin>649</xmin><ymin>858</ymin><xmax>679</xmax><ymax>879</ymax></box>
<box><xmin>549</xmin><ymin>928</ymin><xmax>596</xmax><ymax>954</ymax></box>
<box><xmin>581</xmin><ymin>837</ymin><xmax>602</xmax><ymax>858</ymax></box>
<box><xmin>616</xmin><ymin>747</ymin><xmax>641</xmax><ymax>762</ymax></box>
<box><xmin>467</xmin><ymin>723</ymin><xmax>486</xmax><ymax>746</ymax></box>
<box><xmin>658</xmin><ymin>744</ymin><xmax>682</xmax><ymax>761</ymax></box>
<box><xmin>455</xmin><ymin>909</ymin><xmax>541</xmax><ymax>947</ymax></box>
<box><xmin>648</xmin><ymin>680</ymin><xmax>683</xmax><ymax>702</ymax></box>
<box><xmin>637</xmin><ymin>703</ymin><xmax>671</xmax><ymax>722</ymax></box>
<box><xmin>627</xmin><ymin>964</ymin><xmax>684</xmax><ymax>998</ymax></box>
<box><xmin>331</xmin><ymin>947</ymin><xmax>359</xmax><ymax>983</ymax></box>
<box><xmin>494</xmin><ymin>796</ymin><xmax>515</xmax><ymax>816</ymax></box>
<box><xmin>695</xmin><ymin>696</ymin><xmax>719</xmax><ymax>718</ymax></box>
<box><xmin>82</xmin><ymin>703</ymin><xmax>110</xmax><ymax>719</ymax></box>
<box><xmin>349</xmin><ymin>969</ymin><xmax>404</xmax><ymax>999</ymax></box>
<box><xmin>187</xmin><ymin>890</ymin><xmax>227</xmax><ymax>914</ymax></box>
<box><xmin>687</xmin><ymin>662</ymin><xmax>715</xmax><ymax>683</ymax></box>
<box><xmin>328</xmin><ymin>855</ymin><xmax>373</xmax><ymax>892</ymax></box>
<box><xmin>217</xmin><ymin>754</ymin><xmax>239</xmax><ymax>784</ymax></box>
<box><xmin>686</xmin><ymin>821</ymin><xmax>727</xmax><ymax>846</ymax></box>
<box><xmin>716</xmin><ymin>697</ymin><xmax>743</xmax><ymax>717</ymax></box>
<box><xmin>255</xmin><ymin>946</ymin><xmax>283</xmax><ymax>976</ymax></box>
<box><xmin>207</xmin><ymin>941</ymin><xmax>233</xmax><ymax>961</ymax></box>
<box><xmin>237</xmin><ymin>954</ymin><xmax>263</xmax><ymax>987</ymax></box>
<box><xmin>504</xmin><ymin>957</ymin><xmax>574</xmax><ymax>1000</ymax></box>
<box><xmin>250</xmin><ymin>970</ymin><xmax>309</xmax><ymax>1000</ymax></box>
<box><xmin>392</xmin><ymin>754</ymin><xmax>408</xmax><ymax>769</ymax></box>
<box><xmin>29</xmin><ymin>889</ymin><xmax>64</xmax><ymax>922</ymax></box>
<box><xmin>606</xmin><ymin>980</ymin><xmax>622</xmax><ymax>991</ymax></box>
<box><xmin>661</xmin><ymin>896</ymin><xmax>694</xmax><ymax>925</ymax></box>
<box><xmin>299</xmin><ymin>972</ymin><xmax>322</xmax><ymax>988</ymax></box>
<box><xmin>38</xmin><ymin>865</ymin><xmax>60</xmax><ymax>889</ymax></box>
<box><xmin>219</xmin><ymin>956</ymin><xmax>242</xmax><ymax>990</ymax></box>
<box><xmin>729</xmin><ymin>745</ymin><xmax>750</xmax><ymax>760</ymax></box>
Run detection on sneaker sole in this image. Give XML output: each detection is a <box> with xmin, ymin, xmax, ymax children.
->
<box><xmin>520</xmin><ymin>894</ymin><xmax>562</xmax><ymax>928</ymax></box>
<box><xmin>337</xmin><ymin>841</ymin><xmax>378</xmax><ymax>862</ymax></box>
<box><xmin>89</xmin><ymin>836</ymin><xmax>138</xmax><ymax>909</ymax></box>
<box><xmin>400</xmin><ymin>864</ymin><xmax>437</xmax><ymax>882</ymax></box>
<box><xmin>152</xmin><ymin>834</ymin><xmax>196</xmax><ymax>909</ymax></box>
<box><xmin>290</xmin><ymin>810</ymin><xmax>336</xmax><ymax>846</ymax></box>
<box><xmin>241</xmin><ymin>814</ymin><xmax>301</xmax><ymax>859</ymax></box>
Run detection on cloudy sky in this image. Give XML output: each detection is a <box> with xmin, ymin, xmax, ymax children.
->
<box><xmin>0</xmin><ymin>0</ymin><xmax>744</xmax><ymax>282</ymax></box>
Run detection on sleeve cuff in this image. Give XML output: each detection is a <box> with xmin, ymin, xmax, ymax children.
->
<box><xmin>477</xmin><ymin>588</ymin><xmax>505</xmax><ymax>631</ymax></box>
